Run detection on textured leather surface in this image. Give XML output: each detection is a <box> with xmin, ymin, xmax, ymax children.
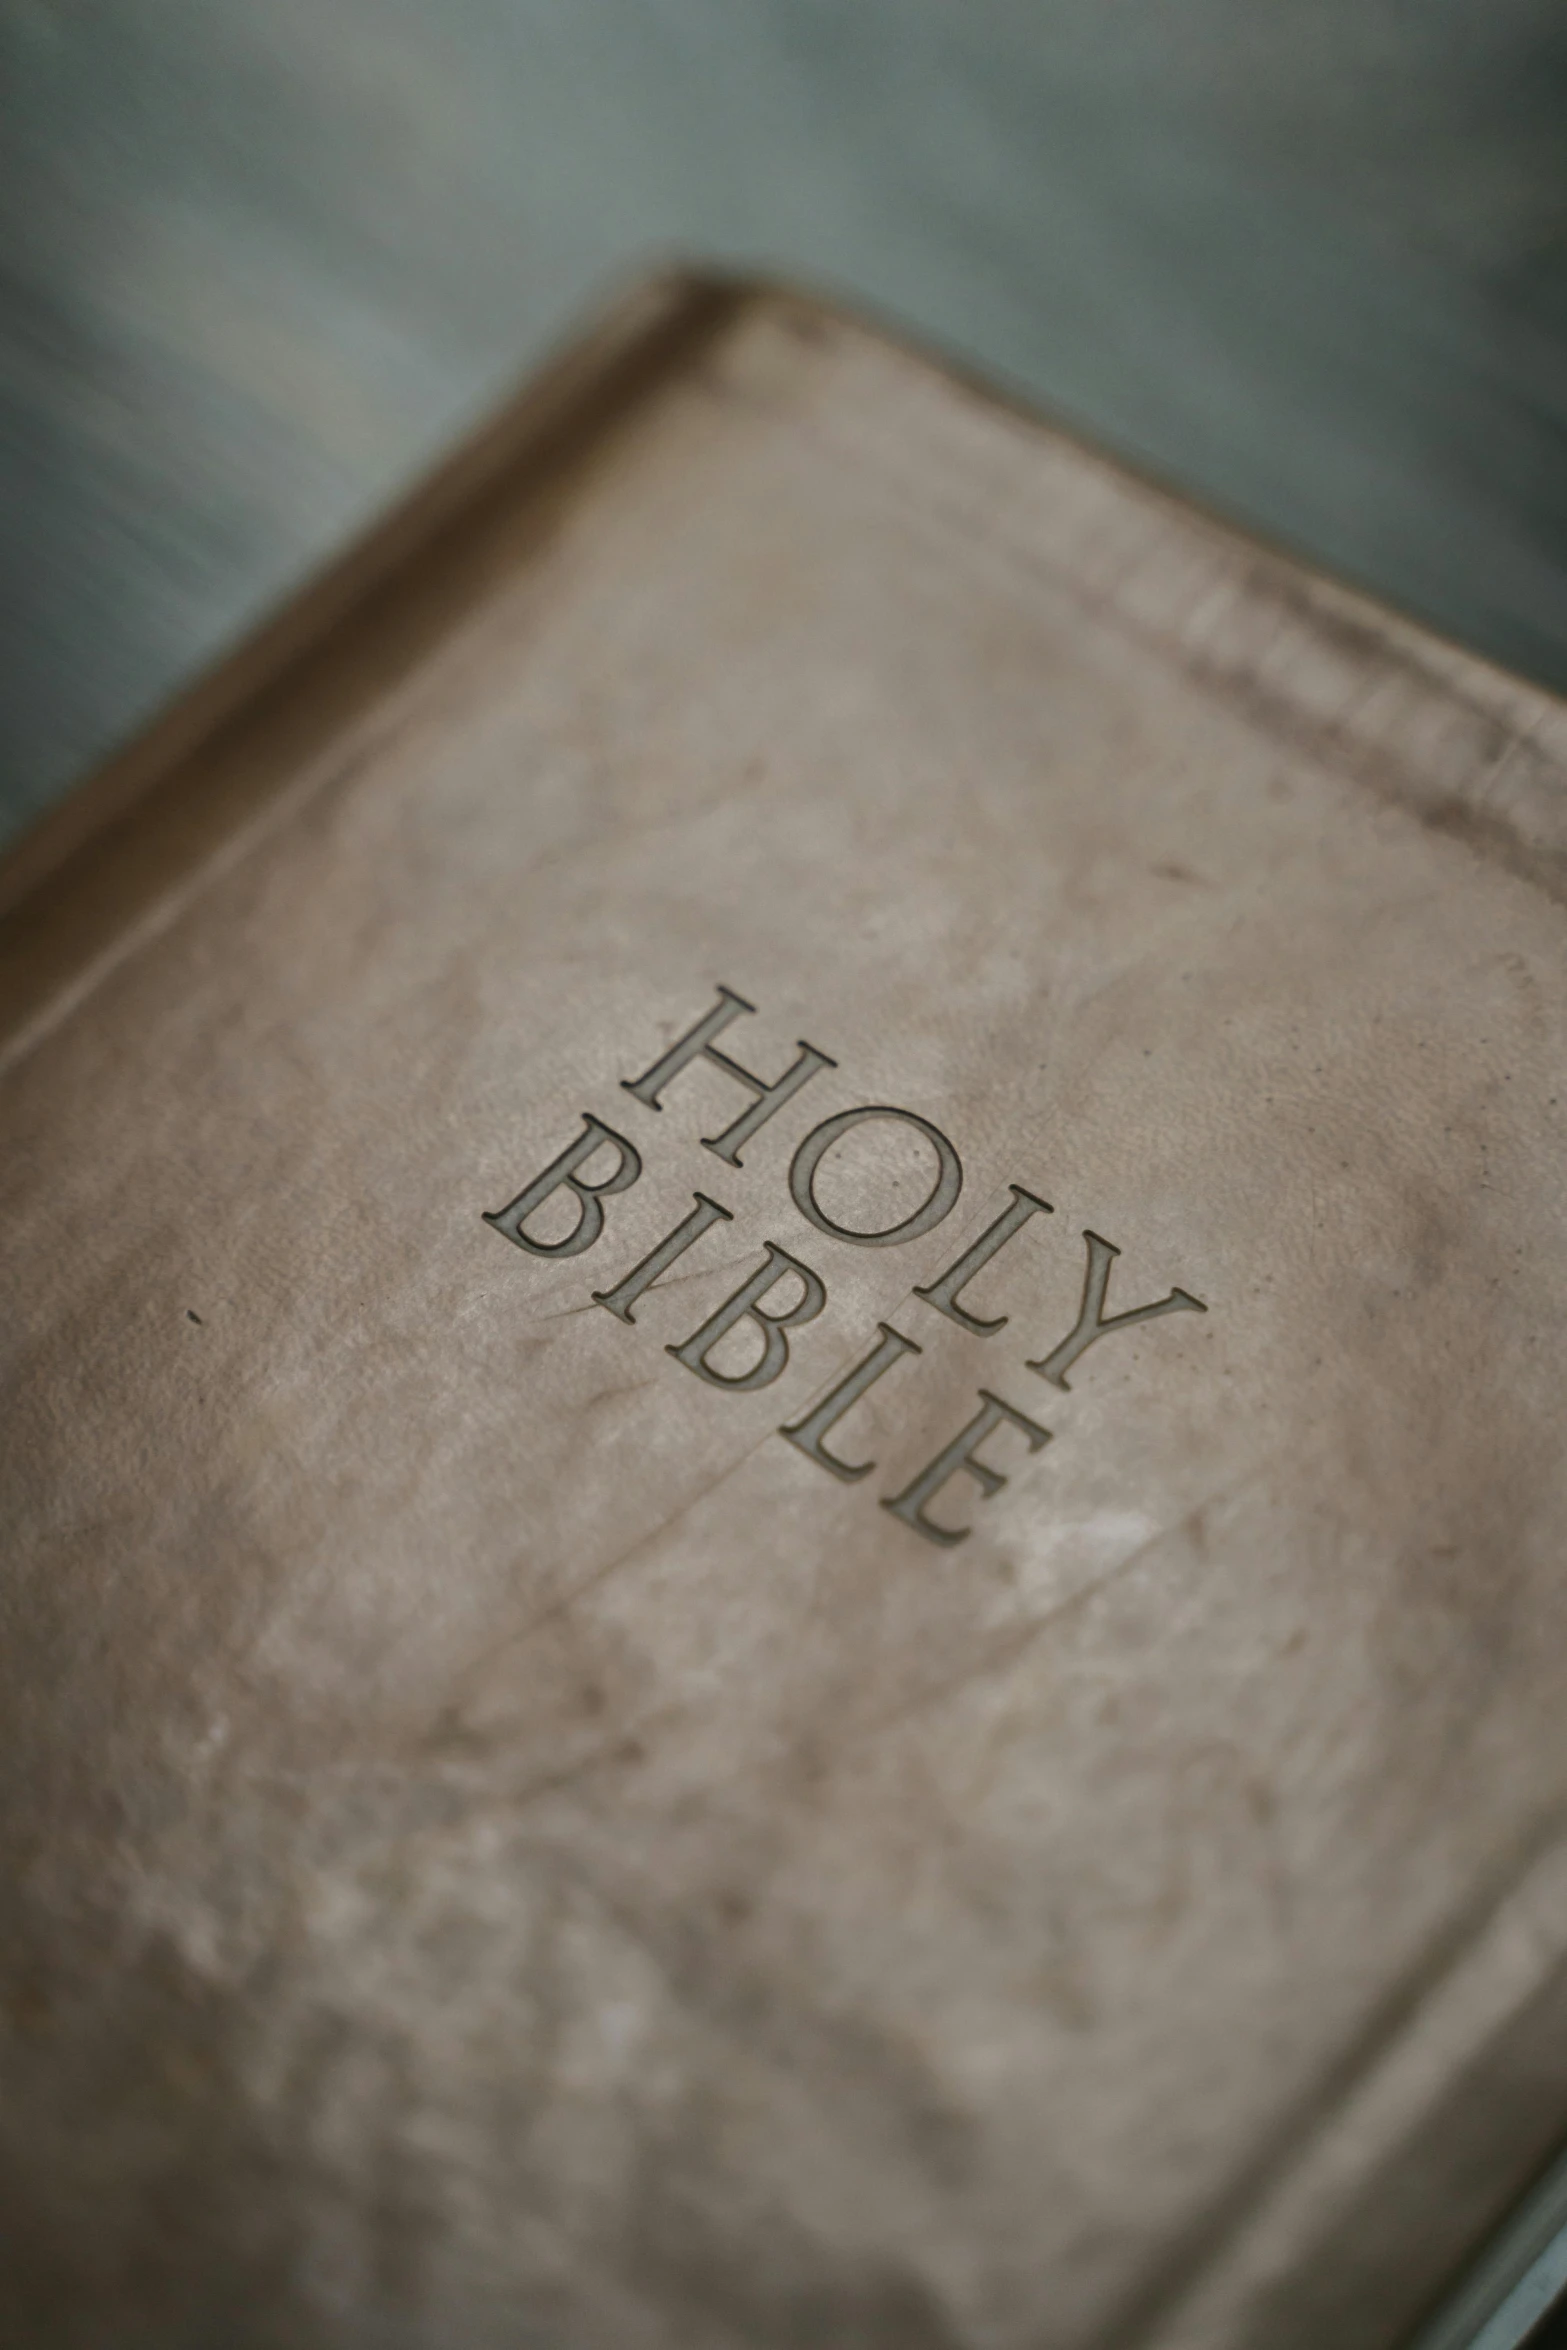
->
<box><xmin>7</xmin><ymin>284</ymin><xmax>1567</xmax><ymax>2349</ymax></box>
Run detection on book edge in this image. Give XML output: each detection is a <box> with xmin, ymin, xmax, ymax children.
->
<box><xmin>8</xmin><ymin>266</ymin><xmax>1567</xmax><ymax>1021</ymax></box>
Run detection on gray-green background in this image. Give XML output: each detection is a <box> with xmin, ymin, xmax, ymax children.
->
<box><xmin>3</xmin><ymin>0</ymin><xmax>1567</xmax><ymax>847</ymax></box>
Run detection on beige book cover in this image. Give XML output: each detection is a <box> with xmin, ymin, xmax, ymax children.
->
<box><xmin>5</xmin><ymin>274</ymin><xmax>1567</xmax><ymax>2350</ymax></box>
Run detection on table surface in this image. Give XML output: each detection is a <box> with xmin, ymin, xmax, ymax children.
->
<box><xmin>5</xmin><ymin>1</ymin><xmax>1567</xmax><ymax>846</ymax></box>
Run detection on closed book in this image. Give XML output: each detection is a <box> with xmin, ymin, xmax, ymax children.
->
<box><xmin>5</xmin><ymin>273</ymin><xmax>1567</xmax><ymax>2350</ymax></box>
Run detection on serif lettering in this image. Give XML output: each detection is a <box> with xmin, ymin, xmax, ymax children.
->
<box><xmin>482</xmin><ymin>986</ymin><xmax>1208</xmax><ymax>1545</ymax></box>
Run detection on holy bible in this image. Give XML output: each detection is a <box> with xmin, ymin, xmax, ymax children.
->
<box><xmin>5</xmin><ymin>274</ymin><xmax>1567</xmax><ymax>2350</ymax></box>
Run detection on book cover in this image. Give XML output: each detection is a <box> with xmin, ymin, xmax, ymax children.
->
<box><xmin>5</xmin><ymin>274</ymin><xmax>1567</xmax><ymax>2350</ymax></box>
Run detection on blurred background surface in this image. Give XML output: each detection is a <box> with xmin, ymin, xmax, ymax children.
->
<box><xmin>3</xmin><ymin>0</ymin><xmax>1567</xmax><ymax>845</ymax></box>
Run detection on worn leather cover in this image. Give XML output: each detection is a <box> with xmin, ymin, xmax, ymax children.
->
<box><xmin>7</xmin><ymin>274</ymin><xmax>1567</xmax><ymax>2350</ymax></box>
